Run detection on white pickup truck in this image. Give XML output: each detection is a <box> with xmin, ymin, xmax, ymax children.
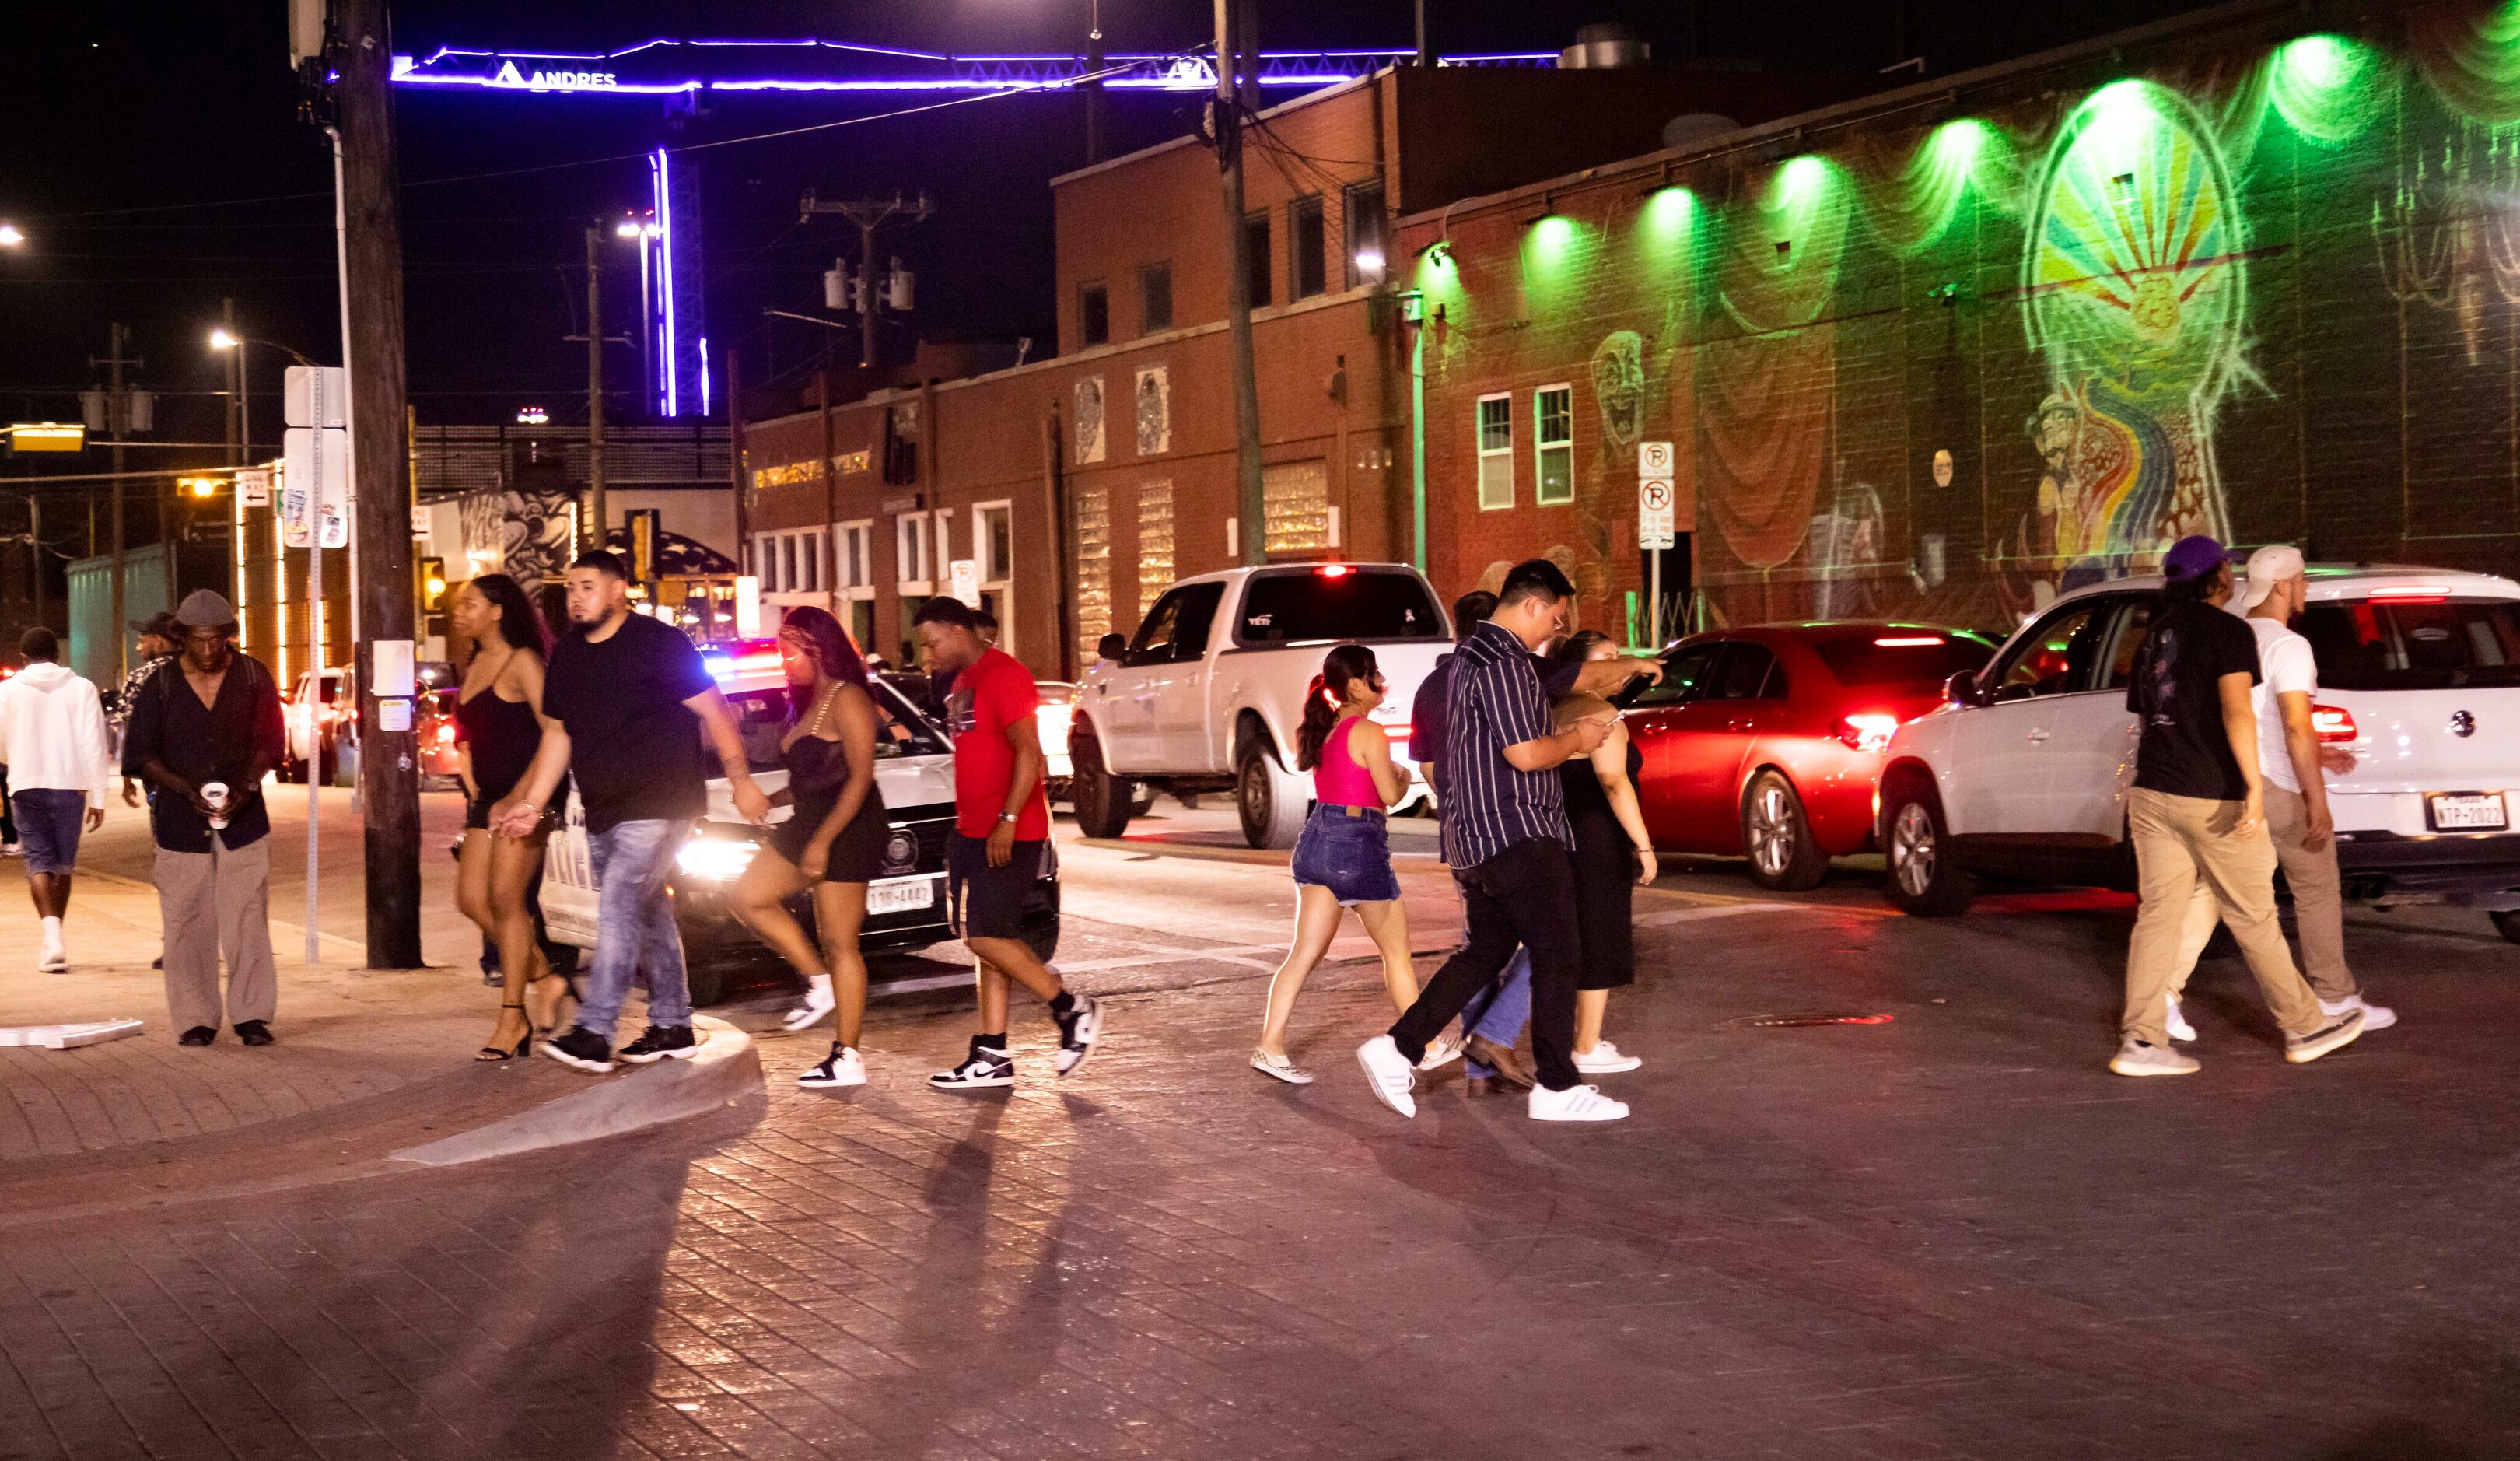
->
<box><xmin>1066</xmin><ymin>562</ymin><xmax>1452</xmax><ymax>848</ymax></box>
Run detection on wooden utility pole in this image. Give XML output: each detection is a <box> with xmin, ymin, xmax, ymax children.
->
<box><xmin>1216</xmin><ymin>0</ymin><xmax>1266</xmax><ymax>565</ymax></box>
<box><xmin>586</xmin><ymin>224</ymin><xmax>607</xmax><ymax>555</ymax></box>
<box><xmin>728</xmin><ymin>345</ymin><xmax>748</xmax><ymax>611</ymax></box>
<box><xmin>100</xmin><ymin>323</ymin><xmax>132</xmax><ymax>679</ymax></box>
<box><xmin>336</xmin><ymin>0</ymin><xmax>422</xmax><ymax>969</ymax></box>
<box><xmin>818</xmin><ymin>370</ymin><xmax>838</xmax><ymax>616</ymax></box>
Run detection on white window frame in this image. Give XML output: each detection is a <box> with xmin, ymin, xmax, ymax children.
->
<box><xmin>837</xmin><ymin>520</ymin><xmax>874</xmax><ymax>596</ymax></box>
<box><xmin>974</xmin><ymin>499</ymin><xmax>1015</xmax><ymax>653</ymax></box>
<box><xmin>1475</xmin><ymin>392</ymin><xmax>1514</xmax><ymax>510</ymax></box>
<box><xmin>1533</xmin><ymin>383</ymin><xmax>1574</xmax><ymax>507</ymax></box>
<box><xmin>896</xmin><ymin>511</ymin><xmax>933</xmax><ymax>595</ymax></box>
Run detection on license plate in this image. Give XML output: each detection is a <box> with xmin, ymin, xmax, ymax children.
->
<box><xmin>868</xmin><ymin>877</ymin><xmax>937</xmax><ymax>916</ymax></box>
<box><xmin>2426</xmin><ymin>792</ymin><xmax>2509</xmax><ymax>832</ymax></box>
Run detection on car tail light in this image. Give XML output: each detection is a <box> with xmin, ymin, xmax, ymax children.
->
<box><xmin>1838</xmin><ymin>713</ymin><xmax>1900</xmax><ymax>754</ymax></box>
<box><xmin>436</xmin><ymin>722</ymin><xmax>457</xmax><ymax>747</ymax></box>
<box><xmin>1873</xmin><ymin>636</ymin><xmax>1944</xmax><ymax>647</ymax></box>
<box><xmin>2367</xmin><ymin>586</ymin><xmax>2450</xmax><ymax>603</ymax></box>
<box><xmin>2311</xmin><ymin>704</ymin><xmax>2357</xmax><ymax>743</ymax></box>
<box><xmin>1316</xmin><ymin>564</ymin><xmax>1352</xmax><ymax>579</ymax></box>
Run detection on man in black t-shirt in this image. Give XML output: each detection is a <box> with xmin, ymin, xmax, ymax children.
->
<box><xmin>495</xmin><ymin>551</ymin><xmax>770</xmax><ymax>1074</ymax></box>
<box><xmin>2113</xmin><ymin>536</ymin><xmax>2363</xmax><ymax>1077</ymax></box>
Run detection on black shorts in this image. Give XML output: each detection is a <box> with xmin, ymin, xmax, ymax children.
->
<box><xmin>947</xmin><ymin>833</ymin><xmax>1042</xmax><ymax>941</ymax></box>
<box><xmin>768</xmin><ymin>789</ymin><xmax>889</xmax><ymax>883</ymax></box>
<box><xmin>466</xmin><ymin>793</ymin><xmax>559</xmax><ymax>837</ymax></box>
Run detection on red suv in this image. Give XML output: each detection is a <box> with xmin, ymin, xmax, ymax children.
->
<box><xmin>1622</xmin><ymin>624</ymin><xmax>1997</xmax><ymax>889</ymax></box>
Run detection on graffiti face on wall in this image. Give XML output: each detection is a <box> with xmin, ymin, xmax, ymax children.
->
<box><xmin>1591</xmin><ymin>331</ymin><xmax>1645</xmax><ymax>450</ymax></box>
<box><xmin>2023</xmin><ymin>80</ymin><xmax>2246</xmax><ymax>581</ymax></box>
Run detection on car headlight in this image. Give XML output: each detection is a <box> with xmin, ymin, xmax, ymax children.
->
<box><xmin>881</xmin><ymin>826</ymin><xmax>919</xmax><ymax>876</ymax></box>
<box><xmin>676</xmin><ymin>837</ymin><xmax>758</xmax><ymax>883</ymax></box>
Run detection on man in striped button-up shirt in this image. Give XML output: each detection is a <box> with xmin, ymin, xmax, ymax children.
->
<box><xmin>1360</xmin><ymin>559</ymin><xmax>1629</xmax><ymax>1123</ymax></box>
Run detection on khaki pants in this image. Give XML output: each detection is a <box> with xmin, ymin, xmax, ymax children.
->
<box><xmin>2170</xmin><ymin>784</ymin><xmax>2357</xmax><ymax>1003</ymax></box>
<box><xmin>156</xmin><ymin>837</ymin><xmax>277</xmax><ymax>1033</ymax></box>
<box><xmin>2123</xmin><ymin>787</ymin><xmax>2324</xmax><ymax>1046</ymax></box>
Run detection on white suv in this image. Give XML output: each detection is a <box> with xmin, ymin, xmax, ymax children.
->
<box><xmin>1876</xmin><ymin>565</ymin><xmax>2520</xmax><ymax>942</ymax></box>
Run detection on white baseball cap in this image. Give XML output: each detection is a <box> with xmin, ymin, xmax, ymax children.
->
<box><xmin>2238</xmin><ymin>544</ymin><xmax>2305</xmax><ymax>611</ymax></box>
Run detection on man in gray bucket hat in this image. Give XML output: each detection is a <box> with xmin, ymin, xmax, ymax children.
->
<box><xmin>121</xmin><ymin>590</ymin><xmax>287</xmax><ymax>1047</ymax></box>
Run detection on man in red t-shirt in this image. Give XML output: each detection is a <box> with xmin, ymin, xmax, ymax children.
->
<box><xmin>911</xmin><ymin>597</ymin><xmax>1104</xmax><ymax>1088</ymax></box>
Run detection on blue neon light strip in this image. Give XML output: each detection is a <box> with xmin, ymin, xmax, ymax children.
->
<box><xmin>698</xmin><ymin>336</ymin><xmax>712</xmax><ymax>417</ymax></box>
<box><xmin>390</xmin><ymin>41</ymin><xmax>1557</xmax><ymax>97</ymax></box>
<box><xmin>654</xmin><ymin>149</ymin><xmax>680</xmax><ymax>418</ymax></box>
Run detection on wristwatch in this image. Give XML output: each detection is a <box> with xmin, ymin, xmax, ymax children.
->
<box><xmin>996</xmin><ymin>811</ymin><xmax>1019</xmax><ymax>825</ymax></box>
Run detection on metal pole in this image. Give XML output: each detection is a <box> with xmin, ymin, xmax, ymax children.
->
<box><xmin>1649</xmin><ymin>547</ymin><xmax>1663</xmax><ymax>650</ymax></box>
<box><xmin>587</xmin><ymin>225</ymin><xmax>607</xmax><ymax>554</ymax></box>
<box><xmin>820</xmin><ymin>370</ymin><xmax>838</xmax><ymax>615</ymax></box>
<box><xmin>1409</xmin><ymin>303</ymin><xmax>1427</xmax><ymax>573</ymax></box>
<box><xmin>328</xmin><ymin>126</ymin><xmax>362</xmax><ymax>677</ymax></box>
<box><xmin>858</xmin><ymin>220</ymin><xmax>880</xmax><ymax>370</ymax></box>
<box><xmin>1416</xmin><ymin>0</ymin><xmax>1431</xmax><ymax>66</ymax></box>
<box><xmin>28</xmin><ymin>497</ymin><xmax>41</xmax><ymax>631</ymax></box>
<box><xmin>306</xmin><ymin>367</ymin><xmax>324</xmax><ymax>966</ymax></box>
<box><xmin>109</xmin><ymin>323</ymin><xmax>127</xmax><ymax>681</ymax></box>
<box><xmin>1084</xmin><ymin>0</ymin><xmax>1108</xmax><ymax>163</ymax></box>
<box><xmin>1216</xmin><ymin>0</ymin><xmax>1266</xmax><ymax>566</ymax></box>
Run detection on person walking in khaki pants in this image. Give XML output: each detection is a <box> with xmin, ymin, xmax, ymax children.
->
<box><xmin>2112</xmin><ymin>537</ymin><xmax>2367</xmax><ymax>1077</ymax></box>
<box><xmin>121</xmin><ymin>590</ymin><xmax>286</xmax><ymax>1048</ymax></box>
<box><xmin>2161</xmin><ymin>545</ymin><xmax>2396</xmax><ymax>1042</ymax></box>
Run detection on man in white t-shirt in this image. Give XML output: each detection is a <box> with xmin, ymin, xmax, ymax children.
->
<box><xmin>2165</xmin><ymin>544</ymin><xmax>2394</xmax><ymax>1037</ymax></box>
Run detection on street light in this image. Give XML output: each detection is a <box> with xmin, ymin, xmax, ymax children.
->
<box><xmin>206</xmin><ymin>328</ymin><xmax>315</xmax><ymax>477</ymax></box>
<box><xmin>0</xmin><ymin>224</ymin><xmax>23</xmax><ymax>247</ymax></box>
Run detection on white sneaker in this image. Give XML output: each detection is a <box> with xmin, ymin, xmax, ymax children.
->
<box><xmin>2110</xmin><ymin>1039</ymin><xmax>2201</xmax><ymax>1077</ymax></box>
<box><xmin>1416</xmin><ymin>1032</ymin><xmax>1465</xmax><ymax>1072</ymax></box>
<box><xmin>1355</xmin><ymin>1035</ymin><xmax>1418</xmax><ymax>1118</ymax></box>
<box><xmin>2320</xmin><ymin>993</ymin><xmax>2396</xmax><ymax>1032</ymax></box>
<box><xmin>37</xmin><ymin>920</ymin><xmax>65</xmax><ymax>973</ymax></box>
<box><xmin>1528</xmin><ymin>1083</ymin><xmax>1630</xmax><ymax>1122</ymax></box>
<box><xmin>796</xmin><ymin>1043</ymin><xmax>866</xmax><ymax>1088</ymax></box>
<box><xmin>2165</xmin><ymin>994</ymin><xmax>2197</xmax><ymax>1043</ymax></box>
<box><xmin>1573</xmin><ymin>1039</ymin><xmax>1643</xmax><ymax>1074</ymax></box>
<box><xmin>781</xmin><ymin>975</ymin><xmax>835</xmax><ymax>1034</ymax></box>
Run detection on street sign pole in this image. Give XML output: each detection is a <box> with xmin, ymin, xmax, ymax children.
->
<box><xmin>286</xmin><ymin>366</ymin><xmax>352</xmax><ymax>966</ymax></box>
<box><xmin>1637</xmin><ymin>440</ymin><xmax>1678</xmax><ymax>650</ymax></box>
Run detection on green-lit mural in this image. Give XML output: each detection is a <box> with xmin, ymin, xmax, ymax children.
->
<box><xmin>2022</xmin><ymin>80</ymin><xmax>2246</xmax><ymax>583</ymax></box>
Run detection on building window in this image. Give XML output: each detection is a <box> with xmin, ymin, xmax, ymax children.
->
<box><xmin>1290</xmin><ymin>196</ymin><xmax>1325</xmax><ymax>300</ymax></box>
<box><xmin>780</xmin><ymin>534</ymin><xmax>800</xmax><ymax>591</ymax></box>
<box><xmin>1079</xmin><ymin>282</ymin><xmax>1109</xmax><ymax>348</ymax></box>
<box><xmin>1244</xmin><ymin>212</ymin><xmax>1272</xmax><ymax>308</ymax></box>
<box><xmin>1075</xmin><ymin>485</ymin><xmax>1111</xmax><ymax>650</ymax></box>
<box><xmin>974</xmin><ymin>500</ymin><xmax>1016</xmax><ymax>651</ymax></box>
<box><xmin>1343</xmin><ymin>181</ymin><xmax>1387</xmax><ymax>288</ymax></box>
<box><xmin>1139</xmin><ymin>262</ymin><xmax>1173</xmax><ymax>335</ymax></box>
<box><xmin>1262</xmin><ymin>460</ymin><xmax>1331</xmax><ymax>554</ymax></box>
<box><xmin>1535</xmin><ymin>384</ymin><xmax>1573</xmax><ymax>506</ymax></box>
<box><xmin>1476</xmin><ymin>393</ymin><xmax>1514</xmax><ymax>510</ymax></box>
<box><xmin>1137</xmin><ymin>479</ymin><xmax>1175</xmax><ymax>614</ymax></box>
<box><xmin>896</xmin><ymin>511</ymin><xmax>933</xmax><ymax>594</ymax></box>
<box><xmin>837</xmin><ymin>521</ymin><xmax>873</xmax><ymax>591</ymax></box>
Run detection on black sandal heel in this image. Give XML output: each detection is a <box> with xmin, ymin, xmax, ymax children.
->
<box><xmin>478</xmin><ymin>1003</ymin><xmax>532</xmax><ymax>1061</ymax></box>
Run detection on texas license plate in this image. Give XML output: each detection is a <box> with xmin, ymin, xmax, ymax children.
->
<box><xmin>868</xmin><ymin>877</ymin><xmax>938</xmax><ymax>916</ymax></box>
<box><xmin>2426</xmin><ymin>793</ymin><xmax>2509</xmax><ymax>831</ymax></box>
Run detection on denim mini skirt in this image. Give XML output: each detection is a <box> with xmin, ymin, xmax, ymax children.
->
<box><xmin>1290</xmin><ymin>803</ymin><xmax>1402</xmax><ymax>906</ymax></box>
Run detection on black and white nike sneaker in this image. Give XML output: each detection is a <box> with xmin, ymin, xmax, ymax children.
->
<box><xmin>797</xmin><ymin>1044</ymin><xmax>867</xmax><ymax>1089</ymax></box>
<box><xmin>539</xmin><ymin>1025</ymin><xmax>616</xmax><ymax>1074</ymax></box>
<box><xmin>618</xmin><ymin>1024</ymin><xmax>702</xmax><ymax>1064</ymax></box>
<box><xmin>929</xmin><ymin>1043</ymin><xmax>1014</xmax><ymax>1090</ymax></box>
<box><xmin>1053</xmin><ymin>993</ymin><xmax>1104</xmax><ymax>1076</ymax></box>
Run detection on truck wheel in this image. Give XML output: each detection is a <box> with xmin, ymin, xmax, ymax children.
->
<box><xmin>2494</xmin><ymin>909</ymin><xmax>2520</xmax><ymax>945</ymax></box>
<box><xmin>1741</xmin><ymin>770</ymin><xmax>1827</xmax><ymax>892</ymax></box>
<box><xmin>1069</xmin><ymin>726</ymin><xmax>1136</xmax><ymax>839</ymax></box>
<box><xmin>1236</xmin><ymin>737</ymin><xmax>1307</xmax><ymax>850</ymax></box>
<box><xmin>1881</xmin><ymin>783</ymin><xmax>1972</xmax><ymax>916</ymax></box>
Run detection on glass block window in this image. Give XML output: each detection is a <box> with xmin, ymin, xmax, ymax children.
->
<box><xmin>1262</xmin><ymin>459</ymin><xmax>1331</xmax><ymax>554</ymax></box>
<box><xmin>1136</xmin><ymin>479</ymin><xmax>1174</xmax><ymax>611</ymax></box>
<box><xmin>1074</xmin><ymin>485</ymin><xmax>1111</xmax><ymax>648</ymax></box>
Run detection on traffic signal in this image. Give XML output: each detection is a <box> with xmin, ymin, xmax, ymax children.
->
<box><xmin>179</xmin><ymin>475</ymin><xmax>223</xmax><ymax>499</ymax></box>
<box><xmin>419</xmin><ymin>556</ymin><xmax>448</xmax><ymax>611</ymax></box>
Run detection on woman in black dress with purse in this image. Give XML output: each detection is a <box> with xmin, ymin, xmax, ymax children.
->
<box><xmin>1553</xmin><ymin>631</ymin><xmax>1661</xmax><ymax>1075</ymax></box>
<box><xmin>726</xmin><ymin>606</ymin><xmax>891</xmax><ymax>1088</ymax></box>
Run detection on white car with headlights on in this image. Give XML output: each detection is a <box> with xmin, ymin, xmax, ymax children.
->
<box><xmin>1875</xmin><ymin>565</ymin><xmax>2520</xmax><ymax>941</ymax></box>
<box><xmin>537</xmin><ymin>637</ymin><xmax>1061</xmax><ymax>1005</ymax></box>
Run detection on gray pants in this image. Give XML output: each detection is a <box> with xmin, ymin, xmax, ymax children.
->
<box><xmin>156</xmin><ymin>837</ymin><xmax>277</xmax><ymax>1033</ymax></box>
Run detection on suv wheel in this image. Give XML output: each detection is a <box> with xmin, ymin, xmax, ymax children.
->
<box><xmin>1741</xmin><ymin>770</ymin><xmax>1827</xmax><ymax>891</ymax></box>
<box><xmin>1236</xmin><ymin>737</ymin><xmax>1307</xmax><ymax>850</ymax></box>
<box><xmin>1069</xmin><ymin>725</ymin><xmax>1136</xmax><ymax>839</ymax></box>
<box><xmin>1882</xmin><ymin>785</ymin><xmax>1972</xmax><ymax>916</ymax></box>
<box><xmin>2494</xmin><ymin>909</ymin><xmax>2520</xmax><ymax>946</ymax></box>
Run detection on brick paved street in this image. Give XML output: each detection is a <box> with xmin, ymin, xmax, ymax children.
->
<box><xmin>4</xmin><ymin>808</ymin><xmax>2518</xmax><ymax>1459</ymax></box>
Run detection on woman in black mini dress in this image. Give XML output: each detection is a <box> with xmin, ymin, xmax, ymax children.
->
<box><xmin>726</xmin><ymin>605</ymin><xmax>889</xmax><ymax>1088</ymax></box>
<box><xmin>451</xmin><ymin>573</ymin><xmax>570</xmax><ymax>1061</ymax></box>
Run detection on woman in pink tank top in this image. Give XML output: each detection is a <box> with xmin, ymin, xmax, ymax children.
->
<box><xmin>1251</xmin><ymin>645</ymin><xmax>1462</xmax><ymax>1084</ymax></box>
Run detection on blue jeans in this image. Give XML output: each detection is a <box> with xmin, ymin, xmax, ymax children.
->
<box><xmin>579</xmin><ymin>818</ymin><xmax>693</xmax><ymax>1041</ymax></box>
<box><xmin>1460</xmin><ymin>948</ymin><xmax>1533</xmax><ymax>1078</ymax></box>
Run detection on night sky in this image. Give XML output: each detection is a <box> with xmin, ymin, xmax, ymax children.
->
<box><xmin>1</xmin><ymin>0</ymin><xmax>2211</xmax><ymax>450</ymax></box>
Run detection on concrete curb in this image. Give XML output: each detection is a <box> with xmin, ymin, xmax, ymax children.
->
<box><xmin>388</xmin><ymin>1015</ymin><xmax>763</xmax><ymax>1168</ymax></box>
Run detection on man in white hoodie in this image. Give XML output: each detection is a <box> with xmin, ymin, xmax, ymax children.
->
<box><xmin>0</xmin><ymin>628</ymin><xmax>111</xmax><ymax>971</ymax></box>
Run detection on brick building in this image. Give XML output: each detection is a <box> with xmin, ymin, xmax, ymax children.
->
<box><xmin>738</xmin><ymin>60</ymin><xmax>1854</xmax><ymax>676</ymax></box>
<box><xmin>1406</xmin><ymin>0</ymin><xmax>2520</xmax><ymax>642</ymax></box>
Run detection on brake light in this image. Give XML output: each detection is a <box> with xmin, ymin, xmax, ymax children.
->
<box><xmin>1317</xmin><ymin>564</ymin><xmax>1352</xmax><ymax>579</ymax></box>
<box><xmin>1873</xmin><ymin>636</ymin><xmax>1944</xmax><ymax>647</ymax></box>
<box><xmin>1839</xmin><ymin>713</ymin><xmax>1900</xmax><ymax>754</ymax></box>
<box><xmin>2368</xmin><ymin>586</ymin><xmax>2451</xmax><ymax>603</ymax></box>
<box><xmin>2311</xmin><ymin>704</ymin><xmax>2357</xmax><ymax>744</ymax></box>
<box><xmin>436</xmin><ymin>722</ymin><xmax>457</xmax><ymax>747</ymax></box>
